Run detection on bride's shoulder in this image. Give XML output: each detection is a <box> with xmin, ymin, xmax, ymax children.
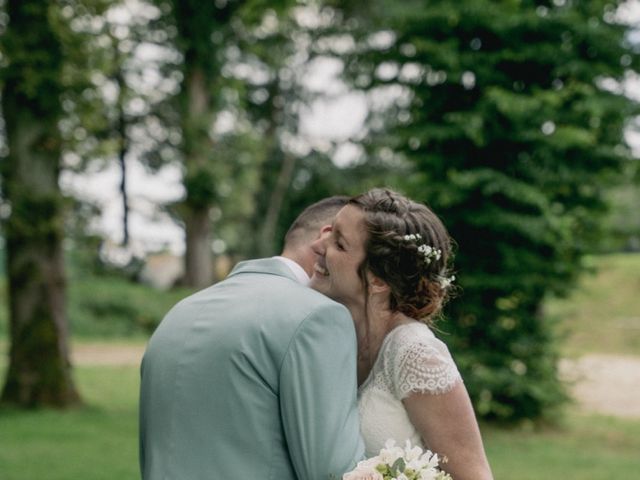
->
<box><xmin>383</xmin><ymin>322</ymin><xmax>462</xmax><ymax>398</ymax></box>
<box><xmin>386</xmin><ymin>321</ymin><xmax>438</xmax><ymax>350</ymax></box>
<box><xmin>385</xmin><ymin>322</ymin><xmax>452</xmax><ymax>364</ymax></box>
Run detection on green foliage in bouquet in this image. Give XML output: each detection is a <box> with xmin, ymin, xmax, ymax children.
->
<box><xmin>335</xmin><ymin>0</ymin><xmax>640</xmax><ymax>422</ymax></box>
<box><xmin>375</xmin><ymin>457</ymin><xmax>452</xmax><ymax>480</ymax></box>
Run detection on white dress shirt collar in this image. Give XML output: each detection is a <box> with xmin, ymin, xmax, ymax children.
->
<box><xmin>273</xmin><ymin>256</ymin><xmax>310</xmax><ymax>285</ymax></box>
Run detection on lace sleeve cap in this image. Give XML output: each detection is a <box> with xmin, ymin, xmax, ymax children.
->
<box><xmin>386</xmin><ymin>325</ymin><xmax>462</xmax><ymax>399</ymax></box>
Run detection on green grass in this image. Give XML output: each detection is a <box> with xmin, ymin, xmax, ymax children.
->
<box><xmin>0</xmin><ymin>366</ymin><xmax>140</xmax><ymax>480</ymax></box>
<box><xmin>484</xmin><ymin>414</ymin><xmax>640</xmax><ymax>479</ymax></box>
<box><xmin>545</xmin><ymin>253</ymin><xmax>640</xmax><ymax>357</ymax></box>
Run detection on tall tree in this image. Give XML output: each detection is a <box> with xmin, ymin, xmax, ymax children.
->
<box><xmin>161</xmin><ymin>0</ymin><xmax>242</xmax><ymax>287</ymax></box>
<box><xmin>237</xmin><ymin>3</ymin><xmax>401</xmax><ymax>257</ymax></box>
<box><xmin>59</xmin><ymin>0</ymin><xmax>181</xmax><ymax>254</ymax></box>
<box><xmin>335</xmin><ymin>0</ymin><xmax>640</xmax><ymax>421</ymax></box>
<box><xmin>0</xmin><ymin>0</ymin><xmax>80</xmax><ymax>407</ymax></box>
<box><xmin>158</xmin><ymin>0</ymin><xmax>292</xmax><ymax>287</ymax></box>
<box><xmin>237</xmin><ymin>8</ymin><xmax>311</xmax><ymax>257</ymax></box>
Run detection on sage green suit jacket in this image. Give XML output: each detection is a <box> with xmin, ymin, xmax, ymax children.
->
<box><xmin>139</xmin><ymin>258</ymin><xmax>364</xmax><ymax>480</ymax></box>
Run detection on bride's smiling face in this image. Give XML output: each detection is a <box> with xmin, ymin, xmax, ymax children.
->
<box><xmin>309</xmin><ymin>205</ymin><xmax>368</xmax><ymax>308</ymax></box>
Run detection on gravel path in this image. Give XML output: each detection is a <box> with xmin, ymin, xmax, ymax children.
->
<box><xmin>73</xmin><ymin>343</ymin><xmax>146</xmax><ymax>366</ymax></box>
<box><xmin>72</xmin><ymin>343</ymin><xmax>640</xmax><ymax>419</ymax></box>
<box><xmin>559</xmin><ymin>354</ymin><xmax>640</xmax><ymax>419</ymax></box>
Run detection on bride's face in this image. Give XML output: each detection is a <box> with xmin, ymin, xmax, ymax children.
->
<box><xmin>309</xmin><ymin>205</ymin><xmax>368</xmax><ymax>309</ymax></box>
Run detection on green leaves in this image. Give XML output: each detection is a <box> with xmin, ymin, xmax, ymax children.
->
<box><xmin>374</xmin><ymin>457</ymin><xmax>407</xmax><ymax>479</ymax></box>
<box><xmin>390</xmin><ymin>457</ymin><xmax>406</xmax><ymax>477</ymax></box>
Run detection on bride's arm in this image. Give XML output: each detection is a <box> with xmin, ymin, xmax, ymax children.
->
<box><xmin>403</xmin><ymin>383</ymin><xmax>494</xmax><ymax>480</ymax></box>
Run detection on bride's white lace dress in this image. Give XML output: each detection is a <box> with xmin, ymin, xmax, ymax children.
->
<box><xmin>358</xmin><ymin>321</ymin><xmax>463</xmax><ymax>457</ymax></box>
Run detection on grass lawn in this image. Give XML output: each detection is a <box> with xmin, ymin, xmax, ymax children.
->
<box><xmin>546</xmin><ymin>253</ymin><xmax>640</xmax><ymax>357</ymax></box>
<box><xmin>0</xmin><ymin>366</ymin><xmax>140</xmax><ymax>480</ymax></box>
<box><xmin>1</xmin><ymin>363</ymin><xmax>640</xmax><ymax>480</ymax></box>
<box><xmin>484</xmin><ymin>414</ymin><xmax>640</xmax><ymax>479</ymax></box>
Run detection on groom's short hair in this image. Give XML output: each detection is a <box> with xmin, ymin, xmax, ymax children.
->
<box><xmin>284</xmin><ymin>195</ymin><xmax>349</xmax><ymax>249</ymax></box>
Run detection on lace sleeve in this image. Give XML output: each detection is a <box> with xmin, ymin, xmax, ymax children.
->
<box><xmin>386</xmin><ymin>325</ymin><xmax>462</xmax><ymax>399</ymax></box>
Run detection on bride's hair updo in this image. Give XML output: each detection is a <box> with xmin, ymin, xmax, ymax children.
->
<box><xmin>349</xmin><ymin>188</ymin><xmax>455</xmax><ymax>325</ymax></box>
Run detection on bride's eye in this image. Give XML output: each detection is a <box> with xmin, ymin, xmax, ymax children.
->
<box><xmin>334</xmin><ymin>237</ymin><xmax>345</xmax><ymax>251</ymax></box>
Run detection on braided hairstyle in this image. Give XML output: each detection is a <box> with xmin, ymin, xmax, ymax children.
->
<box><xmin>349</xmin><ymin>188</ymin><xmax>455</xmax><ymax>325</ymax></box>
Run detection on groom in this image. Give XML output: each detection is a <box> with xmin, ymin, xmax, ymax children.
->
<box><xmin>139</xmin><ymin>197</ymin><xmax>364</xmax><ymax>480</ymax></box>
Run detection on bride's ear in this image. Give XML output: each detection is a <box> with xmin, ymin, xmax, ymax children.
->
<box><xmin>367</xmin><ymin>272</ymin><xmax>390</xmax><ymax>294</ymax></box>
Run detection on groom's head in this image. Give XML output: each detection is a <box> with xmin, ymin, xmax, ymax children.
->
<box><xmin>282</xmin><ymin>195</ymin><xmax>349</xmax><ymax>276</ymax></box>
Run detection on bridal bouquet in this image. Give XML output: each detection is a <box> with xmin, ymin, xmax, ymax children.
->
<box><xmin>343</xmin><ymin>440</ymin><xmax>452</xmax><ymax>480</ymax></box>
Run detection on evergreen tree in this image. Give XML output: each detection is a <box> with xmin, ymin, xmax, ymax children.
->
<box><xmin>338</xmin><ymin>0</ymin><xmax>640</xmax><ymax>421</ymax></box>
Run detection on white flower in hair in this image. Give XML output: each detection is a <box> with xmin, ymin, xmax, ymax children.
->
<box><xmin>439</xmin><ymin>275</ymin><xmax>456</xmax><ymax>289</ymax></box>
<box><xmin>402</xmin><ymin>233</ymin><xmax>441</xmax><ymax>265</ymax></box>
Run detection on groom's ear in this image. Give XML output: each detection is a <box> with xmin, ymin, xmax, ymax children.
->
<box><xmin>367</xmin><ymin>272</ymin><xmax>390</xmax><ymax>294</ymax></box>
<box><xmin>317</xmin><ymin>224</ymin><xmax>332</xmax><ymax>238</ymax></box>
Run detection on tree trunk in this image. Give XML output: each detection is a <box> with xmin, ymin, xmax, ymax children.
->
<box><xmin>183</xmin><ymin>207</ymin><xmax>213</xmax><ymax>288</ymax></box>
<box><xmin>251</xmin><ymin>77</ymin><xmax>296</xmax><ymax>258</ymax></box>
<box><xmin>0</xmin><ymin>0</ymin><xmax>80</xmax><ymax>407</ymax></box>
<box><xmin>181</xmin><ymin>65</ymin><xmax>214</xmax><ymax>288</ymax></box>
<box><xmin>116</xmin><ymin>70</ymin><xmax>130</xmax><ymax>247</ymax></box>
<box><xmin>257</xmin><ymin>152</ymin><xmax>297</xmax><ymax>257</ymax></box>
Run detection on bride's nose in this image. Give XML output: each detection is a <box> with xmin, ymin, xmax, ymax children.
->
<box><xmin>311</xmin><ymin>225</ymin><xmax>331</xmax><ymax>255</ymax></box>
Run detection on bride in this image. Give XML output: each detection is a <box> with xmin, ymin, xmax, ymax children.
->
<box><xmin>309</xmin><ymin>188</ymin><xmax>494</xmax><ymax>480</ymax></box>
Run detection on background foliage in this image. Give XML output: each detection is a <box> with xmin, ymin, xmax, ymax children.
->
<box><xmin>0</xmin><ymin>0</ymin><xmax>639</xmax><ymax>420</ymax></box>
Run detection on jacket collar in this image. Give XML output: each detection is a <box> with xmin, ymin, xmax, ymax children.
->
<box><xmin>227</xmin><ymin>257</ymin><xmax>299</xmax><ymax>283</ymax></box>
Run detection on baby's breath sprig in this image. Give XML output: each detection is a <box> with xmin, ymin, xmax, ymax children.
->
<box><xmin>402</xmin><ymin>234</ymin><xmax>442</xmax><ymax>265</ymax></box>
<box><xmin>438</xmin><ymin>274</ymin><xmax>456</xmax><ymax>290</ymax></box>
